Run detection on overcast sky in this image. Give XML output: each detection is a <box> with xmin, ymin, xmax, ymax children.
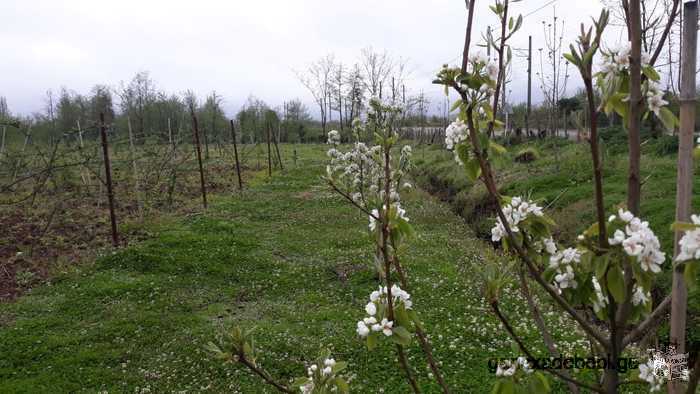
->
<box><xmin>1</xmin><ymin>0</ymin><xmax>613</xmax><ymax>118</ymax></box>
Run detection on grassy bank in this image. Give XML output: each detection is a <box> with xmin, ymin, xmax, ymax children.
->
<box><xmin>412</xmin><ymin>130</ymin><xmax>700</xmax><ymax>352</ymax></box>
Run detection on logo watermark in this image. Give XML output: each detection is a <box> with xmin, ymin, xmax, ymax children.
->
<box><xmin>647</xmin><ymin>346</ymin><xmax>690</xmax><ymax>382</ymax></box>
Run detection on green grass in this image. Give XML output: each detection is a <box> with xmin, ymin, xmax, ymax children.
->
<box><xmin>0</xmin><ymin>143</ymin><xmax>648</xmax><ymax>392</ymax></box>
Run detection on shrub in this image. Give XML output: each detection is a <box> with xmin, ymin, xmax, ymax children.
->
<box><xmin>514</xmin><ymin>147</ymin><xmax>540</xmax><ymax>163</ymax></box>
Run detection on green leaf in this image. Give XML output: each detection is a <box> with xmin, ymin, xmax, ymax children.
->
<box><xmin>532</xmin><ymin>372</ymin><xmax>551</xmax><ymax>393</ymax></box>
<box><xmin>390</xmin><ymin>326</ymin><xmax>412</xmax><ymax>346</ymax></box>
<box><xmin>395</xmin><ymin>305</ymin><xmax>412</xmax><ymax>330</ymax></box>
<box><xmin>642</xmin><ymin>65</ymin><xmax>660</xmax><ymax>81</ymax></box>
<box><xmin>332</xmin><ymin>361</ymin><xmax>348</xmax><ymax>374</ymax></box>
<box><xmin>594</xmin><ymin>255</ymin><xmax>609</xmax><ymax>282</ymax></box>
<box><xmin>685</xmin><ymin>262</ymin><xmax>698</xmax><ymax>290</ymax></box>
<box><xmin>366</xmin><ymin>333</ymin><xmax>378</xmax><ymax>350</ymax></box>
<box><xmin>657</xmin><ymin>107</ymin><xmax>678</xmax><ymax>132</ymax></box>
<box><xmin>450</xmin><ymin>98</ymin><xmax>463</xmax><ymax>112</ymax></box>
<box><xmin>671</xmin><ymin>222</ymin><xmax>700</xmax><ymax>232</ymax></box>
<box><xmin>465</xmin><ymin>158</ymin><xmax>482</xmax><ymax>181</ymax></box>
<box><xmin>564</xmin><ymin>52</ymin><xmax>579</xmax><ymax>67</ymax></box>
<box><xmin>607</xmin><ymin>264</ymin><xmax>625</xmax><ymax>303</ymax></box>
<box><xmin>334</xmin><ymin>377</ymin><xmax>350</xmax><ymax>393</ymax></box>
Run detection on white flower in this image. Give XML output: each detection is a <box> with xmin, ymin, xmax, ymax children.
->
<box><xmin>543</xmin><ymin>238</ymin><xmax>557</xmax><ymax>255</ymax></box>
<box><xmin>554</xmin><ymin>265</ymin><xmax>578</xmax><ymax>290</ymax></box>
<box><xmin>322</xmin><ymin>366</ymin><xmax>332</xmax><ymax>376</ymax></box>
<box><xmin>356</xmin><ymin>321</ymin><xmax>370</xmax><ymax>337</ymax></box>
<box><xmin>469</xmin><ymin>51</ymin><xmax>488</xmax><ymax>64</ymax></box>
<box><xmin>363</xmin><ymin>317</ymin><xmax>377</xmax><ymax>325</ymax></box>
<box><xmin>380</xmin><ymin>318</ymin><xmax>393</xmax><ymax>336</ymax></box>
<box><xmin>647</xmin><ymin>90</ymin><xmax>668</xmax><ymax>116</ymax></box>
<box><xmin>369</xmin><ymin>209</ymin><xmax>379</xmax><ymax>231</ymax></box>
<box><xmin>676</xmin><ymin>217</ymin><xmax>700</xmax><ymax>262</ymax></box>
<box><xmin>623</xmin><ymin>236</ymin><xmax>644</xmax><ymax>256</ymax></box>
<box><xmin>327</xmin><ymin>130</ymin><xmax>341</xmax><ymax>145</ymax></box>
<box><xmin>485</xmin><ymin>62</ymin><xmax>499</xmax><ymax>82</ymax></box>
<box><xmin>445</xmin><ymin>119</ymin><xmax>469</xmax><ymax>153</ymax></box>
<box><xmin>632</xmin><ymin>286</ymin><xmax>650</xmax><ymax>306</ymax></box>
<box><xmin>639</xmin><ymin>359</ymin><xmax>666</xmax><ymax>392</ymax></box>
<box><xmin>396</xmin><ymin>204</ymin><xmax>410</xmax><ymax>222</ymax></box>
<box><xmin>608</xmin><ymin>229</ymin><xmax>626</xmax><ymax>245</ymax></box>
<box><xmin>490</xmin><ymin>197</ymin><xmax>546</xmax><ymax>242</ymax></box>
<box><xmin>495</xmin><ymin>361</ymin><xmax>516</xmax><ymax>377</ymax></box>
<box><xmin>618</xmin><ymin>208</ymin><xmax>634</xmax><ymax>223</ymax></box>
<box><xmin>592</xmin><ymin>277</ymin><xmax>608</xmax><ymax>313</ymax></box>
<box><xmin>370</xmin><ymin>290</ymin><xmax>380</xmax><ymax>302</ymax></box>
<box><xmin>365</xmin><ymin>302</ymin><xmax>377</xmax><ymax>316</ymax></box>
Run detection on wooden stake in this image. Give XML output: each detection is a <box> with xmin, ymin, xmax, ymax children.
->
<box><xmin>230</xmin><ymin>119</ymin><xmax>243</xmax><ymax>190</ymax></box>
<box><xmin>191</xmin><ymin>112</ymin><xmax>208</xmax><ymax>209</ymax></box>
<box><xmin>670</xmin><ymin>0</ymin><xmax>696</xmax><ymax>366</ymax></box>
<box><xmin>266</xmin><ymin>121</ymin><xmax>272</xmax><ymax>177</ymax></box>
<box><xmin>167</xmin><ymin>117</ymin><xmax>174</xmax><ymax>149</ymax></box>
<box><xmin>127</xmin><ymin>117</ymin><xmax>142</xmax><ymax>218</ymax></box>
<box><xmin>0</xmin><ymin>125</ymin><xmax>6</xmax><ymax>158</ymax></box>
<box><xmin>99</xmin><ymin>113</ymin><xmax>119</xmax><ymax>247</ymax></box>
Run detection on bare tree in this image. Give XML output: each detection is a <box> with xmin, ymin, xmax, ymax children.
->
<box><xmin>297</xmin><ymin>54</ymin><xmax>335</xmax><ymax>134</ymax></box>
<box><xmin>536</xmin><ymin>8</ymin><xmax>570</xmax><ymax>137</ymax></box>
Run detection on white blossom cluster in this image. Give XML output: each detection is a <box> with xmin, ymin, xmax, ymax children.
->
<box><xmin>607</xmin><ymin>209</ymin><xmax>665</xmax><ymax>273</ymax></box>
<box><xmin>326</xmin><ymin>139</ymin><xmax>383</xmax><ymax>198</ymax></box>
<box><xmin>549</xmin><ymin>247</ymin><xmax>582</xmax><ymax>291</ymax></box>
<box><xmin>638</xmin><ymin>358</ymin><xmax>666</xmax><ymax>392</ymax></box>
<box><xmin>300</xmin><ymin>358</ymin><xmax>338</xmax><ymax>393</ymax></box>
<box><xmin>490</xmin><ymin>197</ymin><xmax>545</xmax><ymax>242</ymax></box>
<box><xmin>646</xmin><ymin>81</ymin><xmax>668</xmax><ymax>116</ymax></box>
<box><xmin>445</xmin><ymin>119</ymin><xmax>470</xmax><ymax>164</ymax></box>
<box><xmin>366</xmin><ymin>96</ymin><xmax>404</xmax><ymax>117</ymax></box>
<box><xmin>356</xmin><ymin>285</ymin><xmax>412</xmax><ymax>338</ymax></box>
<box><xmin>599</xmin><ymin>43</ymin><xmax>651</xmax><ymax>78</ymax></box>
<box><xmin>676</xmin><ymin>214</ymin><xmax>700</xmax><ymax>262</ymax></box>
<box><xmin>599</xmin><ymin>43</ymin><xmax>670</xmax><ymax>117</ymax></box>
<box><xmin>327</xmin><ymin>129</ymin><xmax>341</xmax><ymax>145</ymax></box>
<box><xmin>494</xmin><ymin>356</ymin><xmax>533</xmax><ymax>377</ymax></box>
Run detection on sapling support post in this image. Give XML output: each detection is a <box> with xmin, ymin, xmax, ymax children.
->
<box><xmin>229</xmin><ymin>119</ymin><xmax>243</xmax><ymax>190</ymax></box>
<box><xmin>670</xmin><ymin>3</ymin><xmax>696</xmax><ymax>392</ymax></box>
<box><xmin>273</xmin><ymin>126</ymin><xmax>284</xmax><ymax>172</ymax></box>
<box><xmin>191</xmin><ymin>112</ymin><xmax>208</xmax><ymax>209</ymax></box>
<box><xmin>266</xmin><ymin>121</ymin><xmax>272</xmax><ymax>177</ymax></box>
<box><xmin>99</xmin><ymin>113</ymin><xmax>119</xmax><ymax>247</ymax></box>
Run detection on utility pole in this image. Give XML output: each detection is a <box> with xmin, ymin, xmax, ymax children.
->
<box><xmin>527</xmin><ymin>35</ymin><xmax>532</xmax><ymax>137</ymax></box>
<box><xmin>670</xmin><ymin>4</ymin><xmax>696</xmax><ymax>391</ymax></box>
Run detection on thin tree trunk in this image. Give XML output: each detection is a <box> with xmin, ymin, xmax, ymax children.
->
<box><xmin>627</xmin><ymin>0</ymin><xmax>643</xmax><ymax>215</ymax></box>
